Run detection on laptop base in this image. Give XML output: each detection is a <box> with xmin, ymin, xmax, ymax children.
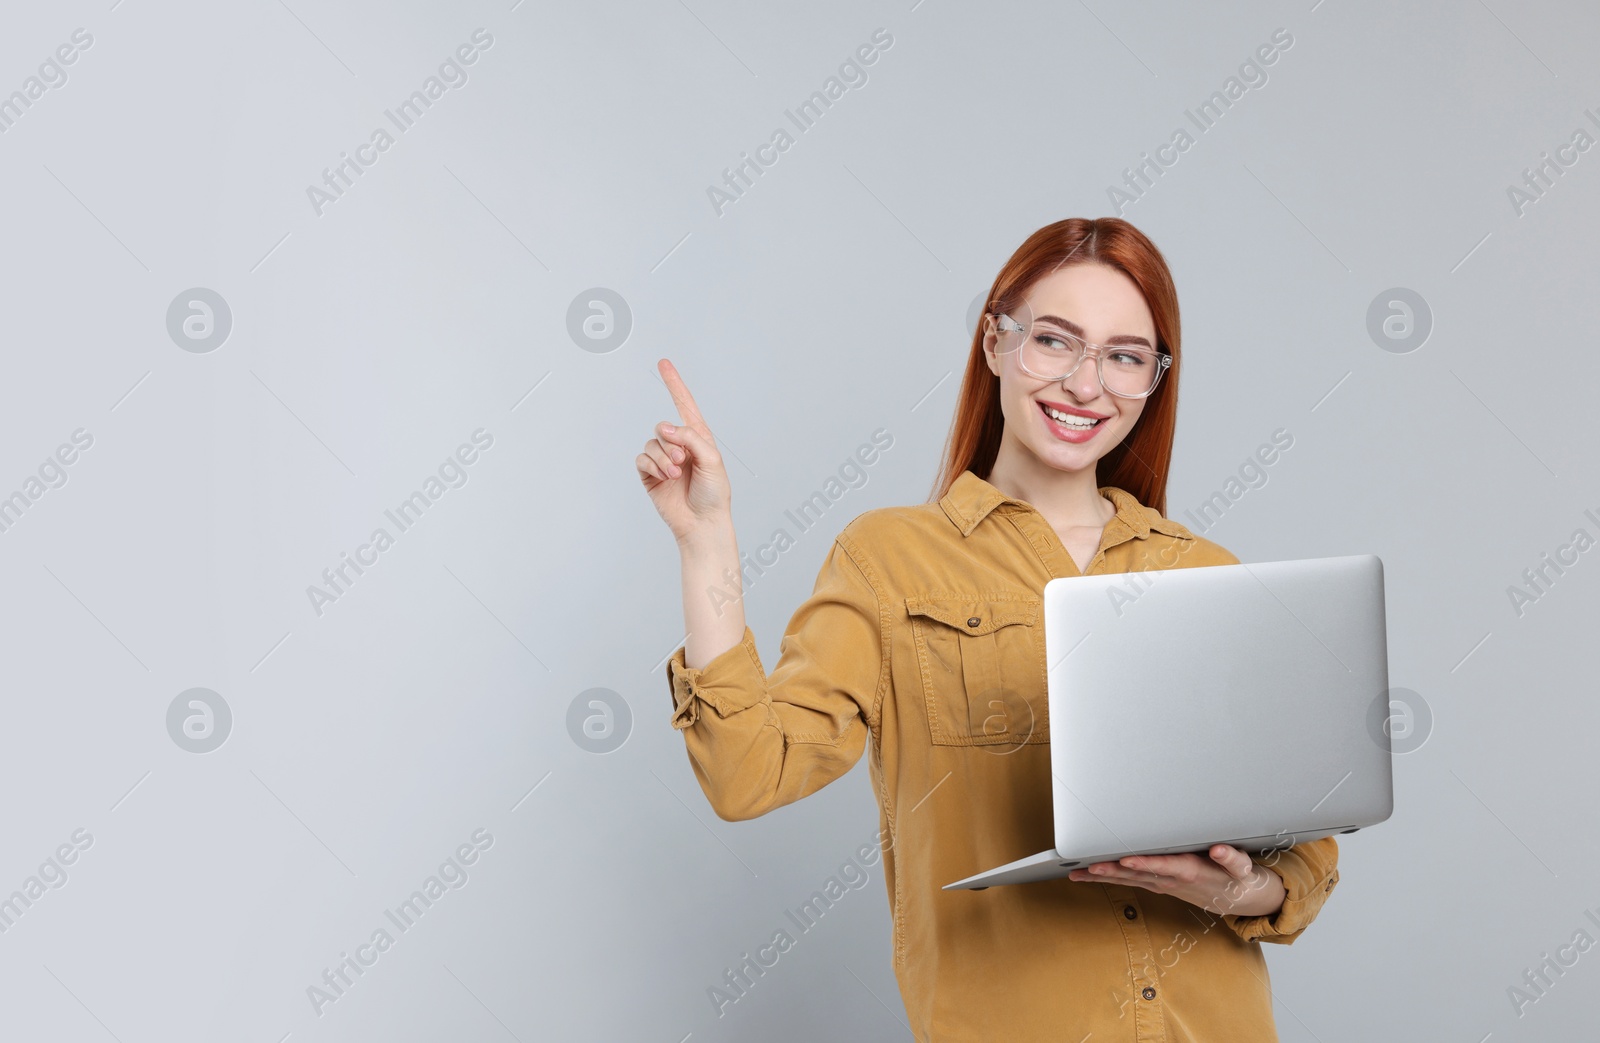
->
<box><xmin>943</xmin><ymin>827</ymin><xmax>1358</xmax><ymax>891</ymax></box>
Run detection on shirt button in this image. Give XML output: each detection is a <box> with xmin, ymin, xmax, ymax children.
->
<box><xmin>1123</xmin><ymin>905</ymin><xmax>1138</xmax><ymax>920</ymax></box>
<box><xmin>966</xmin><ymin>616</ymin><xmax>981</xmax><ymax>627</ymax></box>
<box><xmin>1142</xmin><ymin>986</ymin><xmax>1156</xmax><ymax>1000</ymax></box>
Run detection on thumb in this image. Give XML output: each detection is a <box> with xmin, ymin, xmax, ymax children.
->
<box><xmin>662</xmin><ymin>422</ymin><xmax>717</xmax><ymax>464</ymax></box>
<box><xmin>1211</xmin><ymin>844</ymin><xmax>1256</xmax><ymax>881</ymax></box>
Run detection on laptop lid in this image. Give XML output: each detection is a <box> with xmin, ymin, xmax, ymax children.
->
<box><xmin>1044</xmin><ymin>554</ymin><xmax>1394</xmax><ymax>862</ymax></box>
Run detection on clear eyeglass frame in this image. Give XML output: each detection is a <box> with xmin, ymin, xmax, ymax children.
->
<box><xmin>993</xmin><ymin>312</ymin><xmax>1171</xmax><ymax>400</ymax></box>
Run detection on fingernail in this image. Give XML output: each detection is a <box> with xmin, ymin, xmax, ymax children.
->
<box><xmin>663</xmin><ymin>423</ymin><xmax>675</xmax><ymax>433</ymax></box>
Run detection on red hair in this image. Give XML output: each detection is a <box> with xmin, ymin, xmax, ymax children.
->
<box><xmin>928</xmin><ymin>217</ymin><xmax>1182</xmax><ymax>516</ymax></box>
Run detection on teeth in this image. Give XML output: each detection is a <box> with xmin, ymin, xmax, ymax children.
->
<box><xmin>1043</xmin><ymin>404</ymin><xmax>1100</xmax><ymax>428</ymax></box>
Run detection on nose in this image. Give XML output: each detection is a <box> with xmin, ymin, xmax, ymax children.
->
<box><xmin>1061</xmin><ymin>349</ymin><xmax>1105</xmax><ymax>402</ymax></box>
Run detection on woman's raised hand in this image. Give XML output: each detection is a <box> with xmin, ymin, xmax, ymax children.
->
<box><xmin>638</xmin><ymin>358</ymin><xmax>732</xmax><ymax>545</ymax></box>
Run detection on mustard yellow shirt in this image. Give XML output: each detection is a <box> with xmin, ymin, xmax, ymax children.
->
<box><xmin>666</xmin><ymin>469</ymin><xmax>1339</xmax><ymax>1042</ymax></box>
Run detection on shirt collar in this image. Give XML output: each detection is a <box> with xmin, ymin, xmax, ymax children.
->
<box><xmin>938</xmin><ymin>468</ymin><xmax>1193</xmax><ymax>542</ymax></box>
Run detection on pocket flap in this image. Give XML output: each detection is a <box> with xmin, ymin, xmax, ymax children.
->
<box><xmin>904</xmin><ymin>593</ymin><xmax>1039</xmax><ymax>635</ymax></box>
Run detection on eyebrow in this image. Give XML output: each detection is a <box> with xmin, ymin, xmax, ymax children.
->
<box><xmin>1033</xmin><ymin>314</ymin><xmax>1154</xmax><ymax>349</ymax></box>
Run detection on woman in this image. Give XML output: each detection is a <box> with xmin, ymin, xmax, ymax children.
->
<box><xmin>637</xmin><ymin>217</ymin><xmax>1339</xmax><ymax>1041</ymax></box>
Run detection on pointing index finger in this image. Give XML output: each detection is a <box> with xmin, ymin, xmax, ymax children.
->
<box><xmin>658</xmin><ymin>358</ymin><xmax>708</xmax><ymax>430</ymax></box>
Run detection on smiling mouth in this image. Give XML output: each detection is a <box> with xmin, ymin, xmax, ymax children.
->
<box><xmin>1038</xmin><ymin>402</ymin><xmax>1107</xmax><ymax>430</ymax></box>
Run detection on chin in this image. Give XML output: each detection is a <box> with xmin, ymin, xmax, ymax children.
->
<box><xmin>1034</xmin><ymin>444</ymin><xmax>1102</xmax><ymax>470</ymax></box>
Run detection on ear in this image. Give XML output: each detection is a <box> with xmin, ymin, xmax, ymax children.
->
<box><xmin>981</xmin><ymin>313</ymin><xmax>1000</xmax><ymax>376</ymax></box>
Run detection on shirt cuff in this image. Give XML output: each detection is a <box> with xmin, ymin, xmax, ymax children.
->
<box><xmin>665</xmin><ymin>626</ymin><xmax>765</xmax><ymax>730</ymax></box>
<box><xmin>1221</xmin><ymin>858</ymin><xmax>1339</xmax><ymax>945</ymax></box>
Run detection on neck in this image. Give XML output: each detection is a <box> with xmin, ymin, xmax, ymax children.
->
<box><xmin>983</xmin><ymin>438</ymin><xmax>1112</xmax><ymax>530</ymax></box>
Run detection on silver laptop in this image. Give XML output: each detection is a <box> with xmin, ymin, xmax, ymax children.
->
<box><xmin>944</xmin><ymin>554</ymin><xmax>1394</xmax><ymax>891</ymax></box>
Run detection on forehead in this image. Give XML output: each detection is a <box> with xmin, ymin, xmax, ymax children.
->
<box><xmin>1023</xmin><ymin>263</ymin><xmax>1154</xmax><ymax>335</ymax></box>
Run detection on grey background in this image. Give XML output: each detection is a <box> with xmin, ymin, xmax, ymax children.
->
<box><xmin>0</xmin><ymin>0</ymin><xmax>1595</xmax><ymax>1040</ymax></box>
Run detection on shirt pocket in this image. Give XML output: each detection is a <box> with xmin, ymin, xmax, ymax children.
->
<box><xmin>904</xmin><ymin>591</ymin><xmax>1048</xmax><ymax>747</ymax></box>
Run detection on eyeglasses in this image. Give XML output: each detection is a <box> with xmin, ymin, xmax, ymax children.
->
<box><xmin>993</xmin><ymin>311</ymin><xmax>1170</xmax><ymax>399</ymax></box>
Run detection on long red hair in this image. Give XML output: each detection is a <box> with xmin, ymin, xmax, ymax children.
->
<box><xmin>928</xmin><ymin>217</ymin><xmax>1182</xmax><ymax>516</ymax></box>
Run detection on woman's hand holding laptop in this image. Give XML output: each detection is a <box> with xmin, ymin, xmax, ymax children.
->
<box><xmin>1067</xmin><ymin>843</ymin><xmax>1288</xmax><ymax>917</ymax></box>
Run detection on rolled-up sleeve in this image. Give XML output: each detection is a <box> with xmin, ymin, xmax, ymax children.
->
<box><xmin>664</xmin><ymin>531</ymin><xmax>887</xmax><ymax>822</ymax></box>
<box><xmin>1221</xmin><ymin>836</ymin><xmax>1339</xmax><ymax>945</ymax></box>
